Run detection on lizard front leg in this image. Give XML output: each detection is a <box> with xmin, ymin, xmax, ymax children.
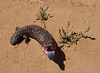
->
<box><xmin>23</xmin><ymin>34</ymin><xmax>30</xmax><ymax>44</ymax></box>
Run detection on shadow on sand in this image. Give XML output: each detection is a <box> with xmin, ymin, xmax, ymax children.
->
<box><xmin>54</xmin><ymin>47</ymin><xmax>66</xmax><ymax>70</ymax></box>
<box><xmin>53</xmin><ymin>36</ymin><xmax>95</xmax><ymax>70</ymax></box>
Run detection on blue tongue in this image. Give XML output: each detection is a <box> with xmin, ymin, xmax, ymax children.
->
<box><xmin>48</xmin><ymin>53</ymin><xmax>55</xmax><ymax>60</ymax></box>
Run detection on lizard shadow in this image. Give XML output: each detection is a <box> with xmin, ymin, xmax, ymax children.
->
<box><xmin>15</xmin><ymin>37</ymin><xmax>66</xmax><ymax>70</ymax></box>
<box><xmin>53</xmin><ymin>47</ymin><xmax>66</xmax><ymax>70</ymax></box>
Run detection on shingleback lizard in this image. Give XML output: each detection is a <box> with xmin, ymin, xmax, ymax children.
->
<box><xmin>10</xmin><ymin>25</ymin><xmax>57</xmax><ymax>60</ymax></box>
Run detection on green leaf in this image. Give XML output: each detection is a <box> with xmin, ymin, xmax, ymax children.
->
<box><xmin>68</xmin><ymin>21</ymin><xmax>70</xmax><ymax>26</ymax></box>
<box><xmin>44</xmin><ymin>11</ymin><xmax>47</xmax><ymax>16</ymax></box>
<box><xmin>59</xmin><ymin>29</ymin><xmax>61</xmax><ymax>33</ymax></box>
<box><xmin>62</xmin><ymin>28</ymin><xmax>66</xmax><ymax>37</ymax></box>
<box><xmin>43</xmin><ymin>21</ymin><xmax>46</xmax><ymax>28</ymax></box>
<box><xmin>65</xmin><ymin>35</ymin><xmax>68</xmax><ymax>39</ymax></box>
<box><xmin>68</xmin><ymin>44</ymin><xmax>71</xmax><ymax>47</ymax></box>
<box><xmin>48</xmin><ymin>13</ymin><xmax>51</xmax><ymax>16</ymax></box>
<box><xmin>58</xmin><ymin>40</ymin><xmax>64</xmax><ymax>43</ymax></box>
<box><xmin>59</xmin><ymin>36</ymin><xmax>62</xmax><ymax>39</ymax></box>
<box><xmin>36</xmin><ymin>14</ymin><xmax>41</xmax><ymax>19</ymax></box>
<box><xmin>59</xmin><ymin>45</ymin><xmax>64</xmax><ymax>48</ymax></box>
<box><xmin>66</xmin><ymin>21</ymin><xmax>70</xmax><ymax>33</ymax></box>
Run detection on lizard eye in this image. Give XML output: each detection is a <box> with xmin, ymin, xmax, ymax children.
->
<box><xmin>49</xmin><ymin>43</ymin><xmax>52</xmax><ymax>46</ymax></box>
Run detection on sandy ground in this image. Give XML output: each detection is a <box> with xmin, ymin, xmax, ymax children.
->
<box><xmin>0</xmin><ymin>0</ymin><xmax>100</xmax><ymax>73</ymax></box>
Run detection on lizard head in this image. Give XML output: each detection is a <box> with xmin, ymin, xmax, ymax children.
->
<box><xmin>10</xmin><ymin>27</ymin><xmax>24</xmax><ymax>45</ymax></box>
<box><xmin>42</xmin><ymin>41</ymin><xmax>57</xmax><ymax>60</ymax></box>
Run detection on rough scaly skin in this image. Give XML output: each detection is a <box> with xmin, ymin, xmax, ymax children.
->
<box><xmin>10</xmin><ymin>25</ymin><xmax>57</xmax><ymax>60</ymax></box>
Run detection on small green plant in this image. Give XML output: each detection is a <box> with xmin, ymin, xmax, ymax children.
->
<box><xmin>34</xmin><ymin>7</ymin><xmax>52</xmax><ymax>28</ymax></box>
<box><xmin>58</xmin><ymin>21</ymin><xmax>90</xmax><ymax>47</ymax></box>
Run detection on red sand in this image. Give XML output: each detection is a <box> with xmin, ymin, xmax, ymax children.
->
<box><xmin>0</xmin><ymin>0</ymin><xmax>100</xmax><ymax>73</ymax></box>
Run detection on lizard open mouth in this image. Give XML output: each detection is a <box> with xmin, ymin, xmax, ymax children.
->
<box><xmin>42</xmin><ymin>46</ymin><xmax>56</xmax><ymax>54</ymax></box>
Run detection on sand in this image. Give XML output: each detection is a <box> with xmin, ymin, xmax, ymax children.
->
<box><xmin>0</xmin><ymin>0</ymin><xmax>100</xmax><ymax>73</ymax></box>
